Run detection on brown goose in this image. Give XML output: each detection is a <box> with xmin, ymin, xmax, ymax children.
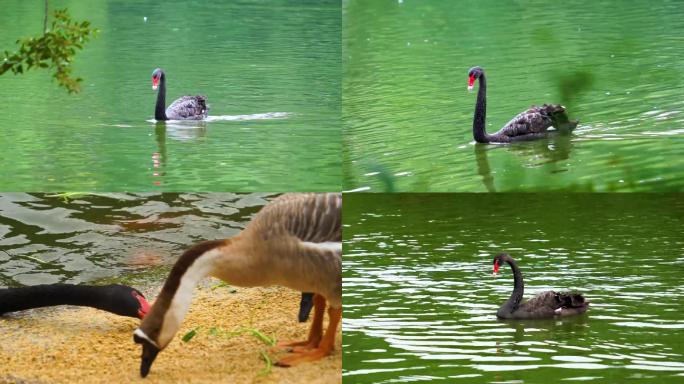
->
<box><xmin>133</xmin><ymin>193</ymin><xmax>341</xmax><ymax>377</ymax></box>
<box><xmin>467</xmin><ymin>66</ymin><xmax>578</xmax><ymax>143</ymax></box>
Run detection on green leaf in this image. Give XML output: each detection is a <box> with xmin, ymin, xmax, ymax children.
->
<box><xmin>258</xmin><ymin>351</ymin><xmax>273</xmax><ymax>376</ymax></box>
<box><xmin>182</xmin><ymin>328</ymin><xmax>199</xmax><ymax>343</ymax></box>
<box><xmin>247</xmin><ymin>328</ymin><xmax>275</xmax><ymax>346</ymax></box>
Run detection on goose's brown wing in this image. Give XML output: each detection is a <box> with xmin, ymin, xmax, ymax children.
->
<box><xmin>245</xmin><ymin>193</ymin><xmax>342</xmax><ymax>308</ymax></box>
<box><xmin>247</xmin><ymin>193</ymin><xmax>341</xmax><ymax>243</ymax></box>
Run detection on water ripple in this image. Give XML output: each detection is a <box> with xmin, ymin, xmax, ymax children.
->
<box><xmin>343</xmin><ymin>194</ymin><xmax>684</xmax><ymax>382</ymax></box>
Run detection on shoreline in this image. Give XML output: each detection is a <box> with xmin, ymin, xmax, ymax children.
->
<box><xmin>0</xmin><ymin>280</ymin><xmax>341</xmax><ymax>383</ymax></box>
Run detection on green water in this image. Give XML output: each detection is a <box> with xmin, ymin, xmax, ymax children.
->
<box><xmin>0</xmin><ymin>193</ymin><xmax>269</xmax><ymax>287</ymax></box>
<box><xmin>0</xmin><ymin>1</ymin><xmax>340</xmax><ymax>191</ymax></box>
<box><xmin>343</xmin><ymin>194</ymin><xmax>684</xmax><ymax>383</ymax></box>
<box><xmin>343</xmin><ymin>0</ymin><xmax>684</xmax><ymax>192</ymax></box>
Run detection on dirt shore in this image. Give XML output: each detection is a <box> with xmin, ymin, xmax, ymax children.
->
<box><xmin>0</xmin><ymin>281</ymin><xmax>341</xmax><ymax>383</ymax></box>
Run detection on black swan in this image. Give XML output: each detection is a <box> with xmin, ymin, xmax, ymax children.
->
<box><xmin>468</xmin><ymin>66</ymin><xmax>578</xmax><ymax>143</ymax></box>
<box><xmin>492</xmin><ymin>253</ymin><xmax>588</xmax><ymax>319</ymax></box>
<box><xmin>0</xmin><ymin>284</ymin><xmax>150</xmax><ymax>319</ymax></box>
<box><xmin>152</xmin><ymin>68</ymin><xmax>208</xmax><ymax>121</ymax></box>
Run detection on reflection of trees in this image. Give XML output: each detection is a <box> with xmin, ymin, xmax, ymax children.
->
<box><xmin>494</xmin><ymin>315</ymin><xmax>589</xmax><ymax>354</ymax></box>
<box><xmin>152</xmin><ymin>123</ymin><xmax>168</xmax><ymax>186</ymax></box>
<box><xmin>474</xmin><ymin>144</ymin><xmax>496</xmax><ymax>192</ymax></box>
<box><xmin>507</xmin><ymin>134</ymin><xmax>574</xmax><ymax>167</ymax></box>
<box><xmin>474</xmin><ymin>134</ymin><xmax>574</xmax><ymax>191</ymax></box>
<box><xmin>151</xmin><ymin>121</ymin><xmax>207</xmax><ymax>186</ymax></box>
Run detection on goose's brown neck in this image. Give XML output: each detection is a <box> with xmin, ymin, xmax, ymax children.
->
<box><xmin>137</xmin><ymin>239</ymin><xmax>229</xmax><ymax>346</ymax></box>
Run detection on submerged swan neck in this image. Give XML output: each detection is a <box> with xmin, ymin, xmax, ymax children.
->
<box><xmin>155</xmin><ymin>72</ymin><xmax>167</xmax><ymax>121</ymax></box>
<box><xmin>473</xmin><ymin>72</ymin><xmax>489</xmax><ymax>143</ymax></box>
<box><xmin>500</xmin><ymin>256</ymin><xmax>524</xmax><ymax>315</ymax></box>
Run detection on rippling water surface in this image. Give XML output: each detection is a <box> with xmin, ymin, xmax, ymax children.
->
<box><xmin>343</xmin><ymin>194</ymin><xmax>684</xmax><ymax>383</ymax></box>
<box><xmin>0</xmin><ymin>1</ymin><xmax>340</xmax><ymax>191</ymax></box>
<box><xmin>0</xmin><ymin>193</ymin><xmax>269</xmax><ymax>286</ymax></box>
<box><xmin>343</xmin><ymin>0</ymin><xmax>684</xmax><ymax>191</ymax></box>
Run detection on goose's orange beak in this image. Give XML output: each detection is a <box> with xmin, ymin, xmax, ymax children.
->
<box><xmin>493</xmin><ymin>260</ymin><xmax>500</xmax><ymax>274</ymax></box>
<box><xmin>467</xmin><ymin>74</ymin><xmax>475</xmax><ymax>91</ymax></box>
<box><xmin>152</xmin><ymin>76</ymin><xmax>159</xmax><ymax>90</ymax></box>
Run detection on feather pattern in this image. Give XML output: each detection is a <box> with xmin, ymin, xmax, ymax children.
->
<box><xmin>165</xmin><ymin>95</ymin><xmax>208</xmax><ymax>120</ymax></box>
<box><xmin>498</xmin><ymin>104</ymin><xmax>573</xmax><ymax>139</ymax></box>
<box><xmin>512</xmin><ymin>290</ymin><xmax>587</xmax><ymax>319</ymax></box>
<box><xmin>246</xmin><ymin>193</ymin><xmax>341</xmax><ymax>243</ymax></box>
<box><xmin>240</xmin><ymin>193</ymin><xmax>342</xmax><ymax>307</ymax></box>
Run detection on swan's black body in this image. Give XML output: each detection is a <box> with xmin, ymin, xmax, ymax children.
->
<box><xmin>493</xmin><ymin>253</ymin><xmax>587</xmax><ymax>320</ymax></box>
<box><xmin>468</xmin><ymin>67</ymin><xmax>578</xmax><ymax>143</ymax></box>
<box><xmin>0</xmin><ymin>284</ymin><xmax>149</xmax><ymax>319</ymax></box>
<box><xmin>152</xmin><ymin>68</ymin><xmax>208</xmax><ymax>121</ymax></box>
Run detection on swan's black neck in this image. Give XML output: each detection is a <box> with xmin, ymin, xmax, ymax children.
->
<box><xmin>155</xmin><ymin>72</ymin><xmax>168</xmax><ymax>121</ymax></box>
<box><xmin>0</xmin><ymin>284</ymin><xmax>131</xmax><ymax>316</ymax></box>
<box><xmin>498</xmin><ymin>256</ymin><xmax>524</xmax><ymax>316</ymax></box>
<box><xmin>473</xmin><ymin>72</ymin><xmax>490</xmax><ymax>143</ymax></box>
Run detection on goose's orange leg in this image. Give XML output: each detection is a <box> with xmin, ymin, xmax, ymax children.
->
<box><xmin>275</xmin><ymin>302</ymin><xmax>341</xmax><ymax>367</ymax></box>
<box><xmin>273</xmin><ymin>294</ymin><xmax>325</xmax><ymax>351</ymax></box>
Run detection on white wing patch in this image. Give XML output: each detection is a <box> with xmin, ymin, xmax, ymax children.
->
<box><xmin>302</xmin><ymin>241</ymin><xmax>342</xmax><ymax>253</ymax></box>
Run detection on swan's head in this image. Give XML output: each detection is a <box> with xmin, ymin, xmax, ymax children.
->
<box><xmin>102</xmin><ymin>284</ymin><xmax>150</xmax><ymax>319</ymax></box>
<box><xmin>123</xmin><ymin>286</ymin><xmax>150</xmax><ymax>319</ymax></box>
<box><xmin>492</xmin><ymin>253</ymin><xmax>511</xmax><ymax>274</ymax></box>
<box><xmin>152</xmin><ymin>68</ymin><xmax>164</xmax><ymax>90</ymax></box>
<box><xmin>467</xmin><ymin>66</ymin><xmax>483</xmax><ymax>91</ymax></box>
<box><xmin>132</xmin><ymin>289</ymin><xmax>151</xmax><ymax>319</ymax></box>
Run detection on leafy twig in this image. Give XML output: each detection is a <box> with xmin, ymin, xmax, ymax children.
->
<box><xmin>1</xmin><ymin>8</ymin><xmax>98</xmax><ymax>93</ymax></box>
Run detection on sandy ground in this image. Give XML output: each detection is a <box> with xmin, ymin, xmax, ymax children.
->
<box><xmin>0</xmin><ymin>281</ymin><xmax>341</xmax><ymax>384</ymax></box>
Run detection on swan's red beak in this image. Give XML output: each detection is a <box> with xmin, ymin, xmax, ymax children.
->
<box><xmin>133</xmin><ymin>291</ymin><xmax>151</xmax><ymax>319</ymax></box>
<box><xmin>493</xmin><ymin>260</ymin><xmax>500</xmax><ymax>274</ymax></box>
<box><xmin>467</xmin><ymin>75</ymin><xmax>475</xmax><ymax>91</ymax></box>
<box><xmin>152</xmin><ymin>76</ymin><xmax>159</xmax><ymax>90</ymax></box>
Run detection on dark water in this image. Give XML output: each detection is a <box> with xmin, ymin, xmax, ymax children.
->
<box><xmin>343</xmin><ymin>0</ymin><xmax>684</xmax><ymax>192</ymax></box>
<box><xmin>0</xmin><ymin>193</ymin><xmax>269</xmax><ymax>287</ymax></box>
<box><xmin>0</xmin><ymin>1</ymin><xmax>340</xmax><ymax>191</ymax></box>
<box><xmin>343</xmin><ymin>194</ymin><xmax>684</xmax><ymax>383</ymax></box>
